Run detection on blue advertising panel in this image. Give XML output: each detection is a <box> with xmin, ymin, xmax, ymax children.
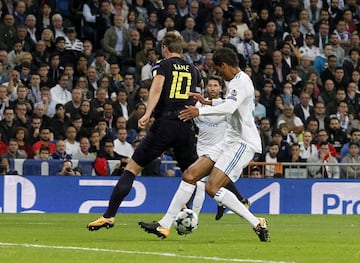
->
<box><xmin>0</xmin><ymin>176</ymin><xmax>359</xmax><ymax>214</ymax></box>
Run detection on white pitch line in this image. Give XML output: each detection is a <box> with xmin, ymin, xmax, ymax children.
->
<box><xmin>0</xmin><ymin>242</ymin><xmax>295</xmax><ymax>263</ymax></box>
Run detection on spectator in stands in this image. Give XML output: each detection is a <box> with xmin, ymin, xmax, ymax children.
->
<box><xmin>279</xmin><ymin>122</ymin><xmax>298</xmax><ymax>145</ymax></box>
<box><xmin>33</xmin><ymin>102</ymin><xmax>51</xmax><ymax>127</ymax></box>
<box><xmin>299</xmin><ymin>130</ymin><xmax>318</xmax><ymax>161</ymax></box>
<box><xmin>327</xmin><ymin>116</ymin><xmax>348</xmax><ymax>155</ymax></box>
<box><xmin>340</xmin><ymin>128</ymin><xmax>360</xmax><ymax>161</ymax></box>
<box><xmin>315</xmin><ymin>129</ymin><xmax>337</xmax><ymax>157</ymax></box>
<box><xmin>294</xmin><ymin>91</ymin><xmax>315</xmax><ymax>125</ymax></box>
<box><xmin>50</xmin><ymin>104</ymin><xmax>71</xmax><ymax>140</ymax></box>
<box><xmin>345</xmin><ymin>81</ymin><xmax>360</xmax><ymax>116</ymax></box>
<box><xmin>248</xmin><ymin>165</ymin><xmax>263</xmax><ymax>178</ymax></box>
<box><xmin>0</xmin><ymin>62</ymin><xmax>8</xmax><ymax>85</ymax></box>
<box><xmin>7</xmin><ymin>40</ymin><xmax>25</xmax><ymax>70</ymax></box>
<box><xmin>112</xmin><ymin>89</ymin><xmax>130</xmax><ymax>121</ymax></box>
<box><xmin>127</xmin><ymin>102</ymin><xmax>146</xmax><ymax>132</ymax></box>
<box><xmin>0</xmin><ymin>85</ymin><xmax>9</xmax><ymax>119</ymax></box>
<box><xmin>297</xmin><ymin>55</ymin><xmax>314</xmax><ymax>83</ymax></box>
<box><xmin>14</xmin><ymin>85</ymin><xmax>33</xmax><ymax>116</ymax></box>
<box><xmin>146</xmin><ymin>10</ymin><xmax>162</xmax><ymax>40</ymax></box>
<box><xmin>72</xmin><ymin>137</ymin><xmax>96</xmax><ymax>161</ymax></box>
<box><xmin>341</xmin><ymin>142</ymin><xmax>360</xmax><ymax>178</ymax></box>
<box><xmin>0</xmin><ymin>107</ymin><xmax>17</xmax><ymax>144</ymax></box>
<box><xmin>98</xmin><ymin>138</ymin><xmax>129</xmax><ymax>170</ymax></box>
<box><xmin>289</xmin><ymin>143</ymin><xmax>307</xmax><ymax>163</ymax></box>
<box><xmin>134</xmin><ymin>86</ymin><xmax>149</xmax><ymax>107</ymax></box>
<box><xmin>141</xmin><ymin>49</ymin><xmax>157</xmax><ymax>89</ymax></box>
<box><xmin>343</xmin><ymin>48</ymin><xmax>360</xmax><ymax>82</ymax></box>
<box><xmin>280</xmin><ymin>82</ymin><xmax>300</xmax><ymax>107</ymax></box>
<box><xmin>102</xmin><ymin>14</ymin><xmax>129</xmax><ymax>66</ymax></box>
<box><xmin>254</xmin><ymin>89</ymin><xmax>266</xmax><ymax>127</ymax></box>
<box><xmin>335</xmin><ymin>101</ymin><xmax>351</xmax><ymax>133</ymax></box>
<box><xmin>14</xmin><ymin>126</ymin><xmax>32</xmax><ymax>158</ymax></box>
<box><xmin>82</xmin><ymin>0</ymin><xmax>100</xmax><ymax>46</ymax></box>
<box><xmin>271</xmin><ymin>128</ymin><xmax>291</xmax><ymax>162</ymax></box>
<box><xmin>0</xmin><ymin>157</ymin><xmax>18</xmax><ymax>175</ymax></box>
<box><xmin>34</xmin><ymin>145</ymin><xmax>52</xmax><ymax>160</ymax></box>
<box><xmin>58</xmin><ymin>159</ymin><xmax>82</xmax><ymax>176</ymax></box>
<box><xmin>113</xmin><ymin>127</ymin><xmax>134</xmax><ymax>158</ymax></box>
<box><xmin>302</xmin><ymin>81</ymin><xmax>318</xmax><ymax>106</ymax></box>
<box><xmin>89</xmin><ymin>128</ymin><xmax>102</xmax><ymax>154</ymax></box>
<box><xmin>95</xmin><ymin>118</ymin><xmax>113</xmax><ymax>143</ymax></box>
<box><xmin>27</xmin><ymin>115</ymin><xmax>42</xmax><ymax>145</ymax></box>
<box><xmin>315</xmin><ymin>22</ymin><xmax>331</xmax><ymax>53</ymax></box>
<box><xmin>50</xmin><ymin>74</ymin><xmax>72</xmax><ymax>107</ymax></box>
<box><xmin>85</xmin><ymin>66</ymin><xmax>98</xmax><ymax>93</ymax></box>
<box><xmin>314</xmin><ymin>43</ymin><xmax>336</xmax><ymax>76</ymax></box>
<box><xmin>318</xmin><ymin>79</ymin><xmax>337</xmax><ymax>107</ymax></box>
<box><xmin>259</xmin><ymin>79</ymin><xmax>276</xmax><ymax>124</ymax></box>
<box><xmin>200</xmin><ymin>21</ymin><xmax>218</xmax><ymax>54</ymax></box>
<box><xmin>181</xmin><ymin>16</ymin><xmax>201</xmax><ymax>49</ymax></box>
<box><xmin>25</xmin><ymin>14</ymin><xmax>40</xmax><ymax>44</ymax></box>
<box><xmin>76</xmin><ymin>76</ymin><xmax>92</xmax><ymax>101</ymax></box>
<box><xmin>307</xmin><ymin>141</ymin><xmax>340</xmax><ymax>178</ymax></box>
<box><xmin>95</xmin><ymin>0</ymin><xmax>115</xmax><ymax>48</ymax></box>
<box><xmin>2</xmin><ymin>138</ymin><xmax>27</xmax><ymax>159</ymax></box>
<box><xmin>91</xmin><ymin>87</ymin><xmax>111</xmax><ymax>114</ymax></box>
<box><xmin>183</xmin><ymin>40</ymin><xmax>204</xmax><ymax>65</ymax></box>
<box><xmin>64</xmin><ymin>125</ymin><xmax>80</xmax><ymax>157</ymax></box>
<box><xmin>277</xmin><ymin>103</ymin><xmax>304</xmax><ymax>136</ymax></box>
<box><xmin>264</xmin><ymin>141</ymin><xmax>280</xmax><ymax>178</ymax></box>
<box><xmin>329</xmin><ymin>33</ymin><xmax>345</xmax><ymax>66</ymax></box>
<box><xmin>91</xmin><ymin>50</ymin><xmax>110</xmax><ymax>80</ymax></box>
<box><xmin>27</xmin><ymin>73</ymin><xmax>42</xmax><ymax>105</ymax></box>
<box><xmin>78</xmin><ymin>99</ymin><xmax>95</xmax><ymax>132</ymax></box>
<box><xmin>52</xmin><ymin>140</ymin><xmax>72</xmax><ymax>160</ymax></box>
<box><xmin>333</xmin><ymin>19</ymin><xmax>351</xmax><ymax>49</ymax></box>
<box><xmin>301</xmin><ymin>117</ymin><xmax>320</xmax><ymax>143</ymax></box>
<box><xmin>0</xmin><ymin>14</ymin><xmax>17</xmax><ymax>52</ymax></box>
<box><xmin>258</xmin><ymin>117</ymin><xmax>272</xmax><ymax>157</ymax></box>
<box><xmin>299</xmin><ymin>33</ymin><xmax>320</xmax><ymax>62</ymax></box>
<box><xmin>64</xmin><ymin>87</ymin><xmax>83</xmax><ymax>119</ymax></box>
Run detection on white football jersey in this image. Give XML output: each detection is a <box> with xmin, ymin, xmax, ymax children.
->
<box><xmin>194</xmin><ymin>98</ymin><xmax>226</xmax><ymax>156</ymax></box>
<box><xmin>198</xmin><ymin>71</ymin><xmax>262</xmax><ymax>153</ymax></box>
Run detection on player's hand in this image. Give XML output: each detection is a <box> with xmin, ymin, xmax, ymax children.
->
<box><xmin>188</xmin><ymin>92</ymin><xmax>211</xmax><ymax>105</ymax></box>
<box><xmin>178</xmin><ymin>105</ymin><xmax>199</xmax><ymax>121</ymax></box>
<box><xmin>138</xmin><ymin>113</ymin><xmax>151</xmax><ymax>129</ymax></box>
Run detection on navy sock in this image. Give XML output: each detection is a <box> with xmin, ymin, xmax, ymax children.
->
<box><xmin>103</xmin><ymin>170</ymin><xmax>135</xmax><ymax>218</ymax></box>
<box><xmin>224</xmin><ymin>181</ymin><xmax>244</xmax><ymax>202</ymax></box>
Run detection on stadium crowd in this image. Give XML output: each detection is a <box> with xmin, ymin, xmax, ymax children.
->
<box><xmin>0</xmin><ymin>0</ymin><xmax>360</xmax><ymax>178</ymax></box>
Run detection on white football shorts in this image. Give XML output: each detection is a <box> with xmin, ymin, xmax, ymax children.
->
<box><xmin>205</xmin><ymin>140</ymin><xmax>255</xmax><ymax>182</ymax></box>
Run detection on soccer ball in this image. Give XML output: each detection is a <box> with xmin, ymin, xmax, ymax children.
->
<box><xmin>174</xmin><ymin>208</ymin><xmax>199</xmax><ymax>235</ymax></box>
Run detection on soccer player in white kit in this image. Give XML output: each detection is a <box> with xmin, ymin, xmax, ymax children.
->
<box><xmin>190</xmin><ymin>75</ymin><xmax>250</xmax><ymax>218</ymax></box>
<box><xmin>139</xmin><ymin>47</ymin><xmax>269</xmax><ymax>242</ymax></box>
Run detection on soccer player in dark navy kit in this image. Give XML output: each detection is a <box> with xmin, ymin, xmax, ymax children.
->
<box><xmin>87</xmin><ymin>32</ymin><xmax>201</xmax><ymax>231</ymax></box>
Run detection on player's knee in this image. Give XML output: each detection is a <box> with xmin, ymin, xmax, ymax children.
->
<box><xmin>182</xmin><ymin>169</ymin><xmax>197</xmax><ymax>184</ymax></box>
<box><xmin>205</xmin><ymin>181</ymin><xmax>217</xmax><ymax>197</ymax></box>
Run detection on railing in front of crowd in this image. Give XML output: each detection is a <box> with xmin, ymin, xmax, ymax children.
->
<box><xmin>248</xmin><ymin>162</ymin><xmax>360</xmax><ymax>179</ymax></box>
<box><xmin>6</xmin><ymin>159</ymin><xmax>360</xmax><ymax>179</ymax></box>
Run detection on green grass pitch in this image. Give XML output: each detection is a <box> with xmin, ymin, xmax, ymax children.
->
<box><xmin>0</xmin><ymin>213</ymin><xmax>359</xmax><ymax>263</ymax></box>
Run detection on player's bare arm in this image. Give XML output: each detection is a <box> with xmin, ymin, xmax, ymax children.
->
<box><xmin>188</xmin><ymin>92</ymin><xmax>212</xmax><ymax>105</ymax></box>
<box><xmin>179</xmin><ymin>105</ymin><xmax>199</xmax><ymax>121</ymax></box>
<box><xmin>138</xmin><ymin>75</ymin><xmax>165</xmax><ymax>129</ymax></box>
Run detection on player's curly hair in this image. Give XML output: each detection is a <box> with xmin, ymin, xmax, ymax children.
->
<box><xmin>213</xmin><ymin>47</ymin><xmax>239</xmax><ymax>68</ymax></box>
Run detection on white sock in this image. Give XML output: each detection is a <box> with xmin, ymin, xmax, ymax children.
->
<box><xmin>192</xmin><ymin>181</ymin><xmax>206</xmax><ymax>215</ymax></box>
<box><xmin>159</xmin><ymin>180</ymin><xmax>196</xmax><ymax>229</ymax></box>
<box><xmin>213</xmin><ymin>187</ymin><xmax>259</xmax><ymax>227</ymax></box>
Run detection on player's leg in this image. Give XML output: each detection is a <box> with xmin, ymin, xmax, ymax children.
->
<box><xmin>206</xmin><ymin>143</ymin><xmax>269</xmax><ymax>241</ymax></box>
<box><xmin>87</xmin><ymin>160</ymin><xmax>142</xmax><ymax>231</ymax></box>
<box><xmin>139</xmin><ymin>156</ymin><xmax>214</xmax><ymax>238</ymax></box>
<box><xmin>215</xmin><ymin>180</ymin><xmax>250</xmax><ymax>220</ymax></box>
<box><xmin>192</xmin><ymin>180</ymin><xmax>206</xmax><ymax>215</ymax></box>
<box><xmin>88</xmin><ymin>124</ymin><xmax>167</xmax><ymax>231</ymax></box>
